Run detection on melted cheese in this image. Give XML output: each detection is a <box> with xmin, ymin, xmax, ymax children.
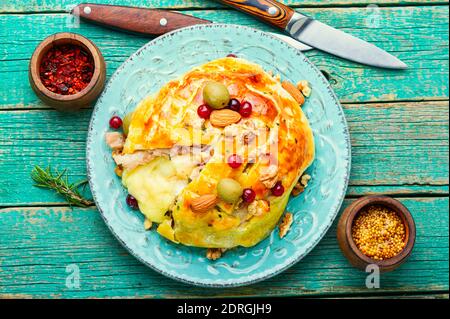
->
<box><xmin>122</xmin><ymin>156</ymin><xmax>197</xmax><ymax>223</ymax></box>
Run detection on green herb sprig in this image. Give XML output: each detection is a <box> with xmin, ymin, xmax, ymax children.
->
<box><xmin>31</xmin><ymin>165</ymin><xmax>94</xmax><ymax>208</ymax></box>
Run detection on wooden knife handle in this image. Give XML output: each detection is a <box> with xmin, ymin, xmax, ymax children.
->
<box><xmin>72</xmin><ymin>4</ymin><xmax>211</xmax><ymax>36</ymax></box>
<box><xmin>218</xmin><ymin>0</ymin><xmax>294</xmax><ymax>29</ymax></box>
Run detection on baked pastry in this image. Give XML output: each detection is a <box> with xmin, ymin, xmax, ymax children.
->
<box><xmin>106</xmin><ymin>57</ymin><xmax>315</xmax><ymax>251</ymax></box>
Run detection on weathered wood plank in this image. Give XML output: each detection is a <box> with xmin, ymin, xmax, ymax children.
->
<box><xmin>1</xmin><ymin>0</ymin><xmax>449</xmax><ymax>13</ymax></box>
<box><xmin>0</xmin><ymin>101</ymin><xmax>447</xmax><ymax>206</ymax></box>
<box><xmin>0</xmin><ymin>197</ymin><xmax>447</xmax><ymax>298</ymax></box>
<box><xmin>325</xmin><ymin>293</ymin><xmax>449</xmax><ymax>298</ymax></box>
<box><xmin>0</xmin><ymin>6</ymin><xmax>448</xmax><ymax>108</ymax></box>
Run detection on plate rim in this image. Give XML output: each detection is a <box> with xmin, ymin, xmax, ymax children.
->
<box><xmin>86</xmin><ymin>23</ymin><xmax>352</xmax><ymax>288</ymax></box>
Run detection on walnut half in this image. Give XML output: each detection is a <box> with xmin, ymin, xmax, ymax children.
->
<box><xmin>300</xmin><ymin>174</ymin><xmax>311</xmax><ymax>187</ymax></box>
<box><xmin>259</xmin><ymin>165</ymin><xmax>278</xmax><ymax>188</ymax></box>
<box><xmin>291</xmin><ymin>183</ymin><xmax>304</xmax><ymax>197</ymax></box>
<box><xmin>248</xmin><ymin>200</ymin><xmax>270</xmax><ymax>217</ymax></box>
<box><xmin>297</xmin><ymin>80</ymin><xmax>311</xmax><ymax>97</ymax></box>
<box><xmin>206</xmin><ymin>248</ymin><xmax>227</xmax><ymax>260</ymax></box>
<box><xmin>292</xmin><ymin>174</ymin><xmax>312</xmax><ymax>197</ymax></box>
<box><xmin>279</xmin><ymin>212</ymin><xmax>294</xmax><ymax>239</ymax></box>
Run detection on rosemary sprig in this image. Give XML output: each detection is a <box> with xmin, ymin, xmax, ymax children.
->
<box><xmin>31</xmin><ymin>165</ymin><xmax>94</xmax><ymax>208</ymax></box>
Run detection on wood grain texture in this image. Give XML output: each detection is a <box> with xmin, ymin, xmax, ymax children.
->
<box><xmin>1</xmin><ymin>0</ymin><xmax>449</xmax><ymax>13</ymax></box>
<box><xmin>0</xmin><ymin>197</ymin><xmax>447</xmax><ymax>298</ymax></box>
<box><xmin>74</xmin><ymin>4</ymin><xmax>211</xmax><ymax>36</ymax></box>
<box><xmin>0</xmin><ymin>6</ymin><xmax>448</xmax><ymax>109</ymax></box>
<box><xmin>0</xmin><ymin>0</ymin><xmax>448</xmax><ymax>299</ymax></box>
<box><xmin>325</xmin><ymin>293</ymin><xmax>450</xmax><ymax>299</ymax></box>
<box><xmin>0</xmin><ymin>101</ymin><xmax>447</xmax><ymax>206</ymax></box>
<box><xmin>218</xmin><ymin>0</ymin><xmax>294</xmax><ymax>29</ymax></box>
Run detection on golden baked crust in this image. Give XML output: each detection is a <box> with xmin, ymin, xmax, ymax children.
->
<box><xmin>120</xmin><ymin>57</ymin><xmax>315</xmax><ymax>248</ymax></box>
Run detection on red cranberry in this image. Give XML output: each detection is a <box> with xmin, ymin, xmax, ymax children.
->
<box><xmin>271</xmin><ymin>182</ymin><xmax>285</xmax><ymax>197</ymax></box>
<box><xmin>227</xmin><ymin>154</ymin><xmax>242</xmax><ymax>169</ymax></box>
<box><xmin>109</xmin><ymin>116</ymin><xmax>123</xmax><ymax>129</ymax></box>
<box><xmin>242</xmin><ymin>188</ymin><xmax>256</xmax><ymax>203</ymax></box>
<box><xmin>126</xmin><ymin>194</ymin><xmax>139</xmax><ymax>210</ymax></box>
<box><xmin>197</xmin><ymin>104</ymin><xmax>212</xmax><ymax>119</ymax></box>
<box><xmin>227</xmin><ymin>54</ymin><xmax>238</xmax><ymax>58</ymax></box>
<box><xmin>228</xmin><ymin>98</ymin><xmax>241</xmax><ymax>112</ymax></box>
<box><xmin>240</xmin><ymin>101</ymin><xmax>252</xmax><ymax>118</ymax></box>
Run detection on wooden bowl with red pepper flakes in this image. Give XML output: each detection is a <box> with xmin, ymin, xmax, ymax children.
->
<box><xmin>29</xmin><ymin>32</ymin><xmax>106</xmax><ymax>111</ymax></box>
<box><xmin>337</xmin><ymin>195</ymin><xmax>416</xmax><ymax>272</ymax></box>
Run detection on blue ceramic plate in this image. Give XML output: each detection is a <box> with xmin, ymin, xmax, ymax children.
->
<box><xmin>87</xmin><ymin>24</ymin><xmax>351</xmax><ymax>287</ymax></box>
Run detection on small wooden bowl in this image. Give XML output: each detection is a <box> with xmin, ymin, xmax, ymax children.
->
<box><xmin>337</xmin><ymin>195</ymin><xmax>416</xmax><ymax>272</ymax></box>
<box><xmin>29</xmin><ymin>32</ymin><xmax>106</xmax><ymax>111</ymax></box>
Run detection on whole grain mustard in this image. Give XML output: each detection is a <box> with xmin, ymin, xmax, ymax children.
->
<box><xmin>352</xmin><ymin>205</ymin><xmax>406</xmax><ymax>261</ymax></box>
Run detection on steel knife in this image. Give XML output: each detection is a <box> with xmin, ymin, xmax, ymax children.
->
<box><xmin>218</xmin><ymin>0</ymin><xmax>407</xmax><ymax>69</ymax></box>
<box><xmin>71</xmin><ymin>4</ymin><xmax>313</xmax><ymax>52</ymax></box>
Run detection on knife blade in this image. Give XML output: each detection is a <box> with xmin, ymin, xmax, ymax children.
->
<box><xmin>218</xmin><ymin>0</ymin><xmax>407</xmax><ymax>69</ymax></box>
<box><xmin>71</xmin><ymin>4</ymin><xmax>313</xmax><ymax>52</ymax></box>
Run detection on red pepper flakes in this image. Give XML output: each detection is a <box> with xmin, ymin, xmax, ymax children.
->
<box><xmin>39</xmin><ymin>44</ymin><xmax>94</xmax><ymax>95</ymax></box>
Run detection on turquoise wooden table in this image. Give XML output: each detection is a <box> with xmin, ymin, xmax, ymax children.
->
<box><xmin>0</xmin><ymin>0</ymin><xmax>448</xmax><ymax>299</ymax></box>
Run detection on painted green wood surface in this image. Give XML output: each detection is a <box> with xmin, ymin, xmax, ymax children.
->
<box><xmin>2</xmin><ymin>0</ymin><xmax>449</xmax><ymax>13</ymax></box>
<box><xmin>1</xmin><ymin>6</ymin><xmax>449</xmax><ymax>108</ymax></box>
<box><xmin>0</xmin><ymin>0</ymin><xmax>448</xmax><ymax>299</ymax></box>
<box><xmin>0</xmin><ymin>101</ymin><xmax>448</xmax><ymax>206</ymax></box>
<box><xmin>0</xmin><ymin>197</ymin><xmax>448</xmax><ymax>298</ymax></box>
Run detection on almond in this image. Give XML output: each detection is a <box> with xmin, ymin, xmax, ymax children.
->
<box><xmin>191</xmin><ymin>194</ymin><xmax>218</xmax><ymax>213</ymax></box>
<box><xmin>210</xmin><ymin>109</ymin><xmax>241</xmax><ymax>127</ymax></box>
<box><xmin>282</xmin><ymin>80</ymin><xmax>305</xmax><ymax>106</ymax></box>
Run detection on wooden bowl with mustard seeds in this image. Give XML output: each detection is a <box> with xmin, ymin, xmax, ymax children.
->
<box><xmin>337</xmin><ymin>195</ymin><xmax>416</xmax><ymax>272</ymax></box>
<box><xmin>29</xmin><ymin>32</ymin><xmax>106</xmax><ymax>111</ymax></box>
